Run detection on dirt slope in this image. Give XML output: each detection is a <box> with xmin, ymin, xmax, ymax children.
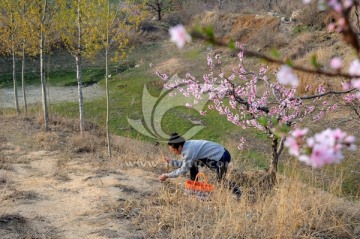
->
<box><xmin>0</xmin><ymin>115</ymin><xmax>162</xmax><ymax>239</ymax></box>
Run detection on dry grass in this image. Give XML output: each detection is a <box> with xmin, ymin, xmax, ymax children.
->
<box><xmin>298</xmin><ymin>3</ymin><xmax>331</xmax><ymax>28</ymax></box>
<box><xmin>34</xmin><ymin>131</ymin><xmax>61</xmax><ymax>150</ymax></box>
<box><xmin>67</xmin><ymin>133</ymin><xmax>103</xmax><ymax>153</ymax></box>
<box><xmin>0</xmin><ymin>113</ymin><xmax>359</xmax><ymax>238</ymax></box>
<box><xmin>2</xmin><ymin>7</ymin><xmax>360</xmax><ymax>237</ymax></box>
<box><xmin>100</xmin><ymin>135</ymin><xmax>164</xmax><ymax>174</ymax></box>
<box><xmin>191</xmin><ymin>11</ymin><xmax>281</xmax><ymax>45</ymax></box>
<box><xmin>138</xmin><ymin>174</ymin><xmax>360</xmax><ymax>238</ymax></box>
<box><xmin>2</xmin><ymin>189</ymin><xmax>40</xmax><ymax>202</ymax></box>
<box><xmin>156</xmin><ymin>58</ymin><xmax>186</xmax><ymax>76</ymax></box>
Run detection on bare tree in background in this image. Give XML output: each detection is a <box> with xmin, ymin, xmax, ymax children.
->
<box><xmin>146</xmin><ymin>0</ymin><xmax>173</xmax><ymax>20</ymax></box>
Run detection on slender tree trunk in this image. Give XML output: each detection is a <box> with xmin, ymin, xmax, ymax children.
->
<box><xmin>76</xmin><ymin>54</ymin><xmax>84</xmax><ymax>134</ymax></box>
<box><xmin>39</xmin><ymin>0</ymin><xmax>49</xmax><ymax>131</ymax></box>
<box><xmin>76</xmin><ymin>0</ymin><xmax>84</xmax><ymax>134</ymax></box>
<box><xmin>11</xmin><ymin>33</ymin><xmax>20</xmax><ymax>114</ymax></box>
<box><xmin>218</xmin><ymin>0</ymin><xmax>222</xmax><ymax>10</ymax></box>
<box><xmin>22</xmin><ymin>45</ymin><xmax>27</xmax><ymax>115</ymax></box>
<box><xmin>105</xmin><ymin>0</ymin><xmax>112</xmax><ymax>157</ymax></box>
<box><xmin>105</xmin><ymin>49</ymin><xmax>111</xmax><ymax>157</ymax></box>
<box><xmin>270</xmin><ymin>136</ymin><xmax>279</xmax><ymax>173</ymax></box>
<box><xmin>157</xmin><ymin>8</ymin><xmax>161</xmax><ymax>20</ymax></box>
<box><xmin>12</xmin><ymin>47</ymin><xmax>20</xmax><ymax>115</ymax></box>
<box><xmin>156</xmin><ymin>2</ymin><xmax>162</xmax><ymax>21</ymax></box>
<box><xmin>40</xmin><ymin>30</ymin><xmax>49</xmax><ymax>131</ymax></box>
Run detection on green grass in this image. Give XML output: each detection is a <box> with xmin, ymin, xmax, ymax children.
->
<box><xmin>68</xmin><ymin>42</ymin><xmax>241</xmax><ymax>144</ymax></box>
<box><xmin>1</xmin><ymin>39</ymin><xmax>359</xmax><ymax>199</ymax></box>
<box><xmin>292</xmin><ymin>25</ymin><xmax>310</xmax><ymax>35</ymax></box>
<box><xmin>0</xmin><ymin>63</ymin><xmax>135</xmax><ymax>88</ymax></box>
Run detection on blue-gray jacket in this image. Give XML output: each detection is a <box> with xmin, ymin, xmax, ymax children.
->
<box><xmin>165</xmin><ymin>140</ymin><xmax>225</xmax><ymax>178</ymax></box>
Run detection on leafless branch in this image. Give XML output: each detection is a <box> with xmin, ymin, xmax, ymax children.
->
<box><xmin>293</xmin><ymin>88</ymin><xmax>357</xmax><ymax>100</ymax></box>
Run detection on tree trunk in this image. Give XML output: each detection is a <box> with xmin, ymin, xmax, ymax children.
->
<box><xmin>270</xmin><ymin>136</ymin><xmax>279</xmax><ymax>173</ymax></box>
<box><xmin>10</xmin><ymin>12</ymin><xmax>19</xmax><ymax>115</ymax></box>
<box><xmin>39</xmin><ymin>0</ymin><xmax>49</xmax><ymax>131</ymax></box>
<box><xmin>76</xmin><ymin>0</ymin><xmax>84</xmax><ymax>134</ymax></box>
<box><xmin>22</xmin><ymin>46</ymin><xmax>27</xmax><ymax>115</ymax></box>
<box><xmin>105</xmin><ymin>0</ymin><xmax>112</xmax><ymax>157</ymax></box>
<box><xmin>218</xmin><ymin>0</ymin><xmax>222</xmax><ymax>10</ymax></box>
<box><xmin>105</xmin><ymin>49</ymin><xmax>111</xmax><ymax>157</ymax></box>
<box><xmin>12</xmin><ymin>36</ymin><xmax>20</xmax><ymax>114</ymax></box>
<box><xmin>157</xmin><ymin>8</ymin><xmax>161</xmax><ymax>20</ymax></box>
<box><xmin>40</xmin><ymin>30</ymin><xmax>49</xmax><ymax>131</ymax></box>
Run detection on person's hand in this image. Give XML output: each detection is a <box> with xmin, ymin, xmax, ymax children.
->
<box><xmin>163</xmin><ymin>157</ymin><xmax>170</xmax><ymax>163</ymax></box>
<box><xmin>159</xmin><ymin>174</ymin><xmax>168</xmax><ymax>181</ymax></box>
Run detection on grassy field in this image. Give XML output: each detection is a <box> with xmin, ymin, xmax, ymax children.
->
<box><xmin>1</xmin><ymin>8</ymin><xmax>360</xmax><ymax>238</ymax></box>
<box><xmin>1</xmin><ymin>114</ymin><xmax>359</xmax><ymax>238</ymax></box>
<box><xmin>1</xmin><ymin>11</ymin><xmax>360</xmax><ymax>199</ymax></box>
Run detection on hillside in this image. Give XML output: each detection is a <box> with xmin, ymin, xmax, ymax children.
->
<box><xmin>1</xmin><ymin>114</ymin><xmax>360</xmax><ymax>238</ymax></box>
<box><xmin>0</xmin><ymin>114</ymin><xmax>164</xmax><ymax>238</ymax></box>
<box><xmin>1</xmin><ymin>7</ymin><xmax>360</xmax><ymax>238</ymax></box>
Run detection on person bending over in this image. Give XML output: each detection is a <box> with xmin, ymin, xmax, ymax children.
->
<box><xmin>159</xmin><ymin>133</ymin><xmax>241</xmax><ymax>197</ymax></box>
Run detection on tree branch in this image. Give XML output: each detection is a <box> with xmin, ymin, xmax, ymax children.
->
<box><xmin>191</xmin><ymin>31</ymin><xmax>359</xmax><ymax>80</ymax></box>
<box><xmin>276</xmin><ymin>136</ymin><xmax>285</xmax><ymax>156</ymax></box>
<box><xmin>293</xmin><ymin>88</ymin><xmax>357</xmax><ymax>100</ymax></box>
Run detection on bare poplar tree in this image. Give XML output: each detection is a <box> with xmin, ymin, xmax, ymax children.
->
<box><xmin>87</xmin><ymin>0</ymin><xmax>144</xmax><ymax>156</ymax></box>
<box><xmin>0</xmin><ymin>0</ymin><xmax>20</xmax><ymax>114</ymax></box>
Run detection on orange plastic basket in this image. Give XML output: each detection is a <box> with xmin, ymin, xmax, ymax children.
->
<box><xmin>185</xmin><ymin>172</ymin><xmax>214</xmax><ymax>192</ymax></box>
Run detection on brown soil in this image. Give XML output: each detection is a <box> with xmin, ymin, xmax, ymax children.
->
<box><xmin>191</xmin><ymin>11</ymin><xmax>281</xmax><ymax>43</ymax></box>
<box><xmin>0</xmin><ymin>115</ymin><xmax>162</xmax><ymax>239</ymax></box>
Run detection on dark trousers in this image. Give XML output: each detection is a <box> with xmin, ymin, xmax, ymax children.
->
<box><xmin>189</xmin><ymin>149</ymin><xmax>241</xmax><ymax>196</ymax></box>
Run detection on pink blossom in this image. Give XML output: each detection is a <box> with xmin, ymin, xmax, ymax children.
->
<box><xmin>329</xmin><ymin>104</ymin><xmax>337</xmax><ymax>111</ymax></box>
<box><xmin>169</xmin><ymin>25</ymin><xmax>191</xmax><ymax>49</ymax></box>
<box><xmin>286</xmin><ymin>128</ymin><xmax>357</xmax><ymax>168</ymax></box>
<box><xmin>298</xmin><ymin>154</ymin><xmax>310</xmax><ymax>164</ymax></box>
<box><xmin>303</xmin><ymin>0</ymin><xmax>311</xmax><ymax>4</ymax></box>
<box><xmin>284</xmin><ymin>137</ymin><xmax>301</xmax><ymax>156</ymax></box>
<box><xmin>343</xmin><ymin>94</ymin><xmax>359</xmax><ymax>103</ymax></box>
<box><xmin>309</xmin><ymin>144</ymin><xmax>334</xmax><ymax>168</ymax></box>
<box><xmin>349</xmin><ymin>59</ymin><xmax>360</xmax><ymax>77</ymax></box>
<box><xmin>330</xmin><ymin>57</ymin><xmax>342</xmax><ymax>70</ymax></box>
<box><xmin>291</xmin><ymin>128</ymin><xmax>308</xmax><ymax>138</ymax></box>
<box><xmin>352</xmin><ymin>79</ymin><xmax>360</xmax><ymax>89</ymax></box>
<box><xmin>344</xmin><ymin>0</ymin><xmax>353</xmax><ymax>9</ymax></box>
<box><xmin>328</xmin><ymin>0</ymin><xmax>343</xmax><ymax>12</ymax></box>
<box><xmin>344</xmin><ymin>135</ymin><xmax>356</xmax><ymax>144</ymax></box>
<box><xmin>185</xmin><ymin>103</ymin><xmax>192</xmax><ymax>108</ymax></box>
<box><xmin>317</xmin><ymin>84</ymin><xmax>326</xmax><ymax>94</ymax></box>
<box><xmin>158</xmin><ymin>45</ymin><xmax>355</xmax><ymax>170</ymax></box>
<box><xmin>237</xmin><ymin>137</ymin><xmax>246</xmax><ymax>151</ymax></box>
<box><xmin>200</xmin><ymin>111</ymin><xmax>207</xmax><ymax>116</ymax></box>
<box><xmin>328</xmin><ymin>23</ymin><xmax>336</xmax><ymax>32</ymax></box>
<box><xmin>342</xmin><ymin>81</ymin><xmax>351</xmax><ymax>90</ymax></box>
<box><xmin>276</xmin><ymin>65</ymin><xmax>299</xmax><ymax>88</ymax></box>
<box><xmin>156</xmin><ymin>71</ymin><xmax>169</xmax><ymax>81</ymax></box>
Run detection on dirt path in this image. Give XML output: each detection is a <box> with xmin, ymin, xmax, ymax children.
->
<box><xmin>0</xmin><ymin>116</ymin><xmax>161</xmax><ymax>239</ymax></box>
<box><xmin>0</xmin><ymin>84</ymin><xmax>105</xmax><ymax>108</ymax></box>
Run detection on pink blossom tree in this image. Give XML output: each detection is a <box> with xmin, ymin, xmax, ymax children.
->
<box><xmin>158</xmin><ymin>0</ymin><xmax>359</xmax><ymax>175</ymax></box>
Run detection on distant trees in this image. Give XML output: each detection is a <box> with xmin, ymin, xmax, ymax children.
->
<box><xmin>17</xmin><ymin>0</ymin><xmax>38</xmax><ymax>115</ymax></box>
<box><xmin>30</xmin><ymin>0</ymin><xmax>60</xmax><ymax>131</ymax></box>
<box><xmin>0</xmin><ymin>0</ymin><xmax>21</xmax><ymax>114</ymax></box>
<box><xmin>55</xmin><ymin>0</ymin><xmax>143</xmax><ymax>150</ymax></box>
<box><xmin>0</xmin><ymin>0</ymin><xmax>144</xmax><ymax>139</ymax></box>
<box><xmin>56</xmin><ymin>0</ymin><xmax>91</xmax><ymax>134</ymax></box>
<box><xmin>0</xmin><ymin>0</ymin><xmax>41</xmax><ymax>115</ymax></box>
<box><xmin>85</xmin><ymin>0</ymin><xmax>143</xmax><ymax>156</ymax></box>
<box><xmin>146</xmin><ymin>0</ymin><xmax>173</xmax><ymax>20</ymax></box>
